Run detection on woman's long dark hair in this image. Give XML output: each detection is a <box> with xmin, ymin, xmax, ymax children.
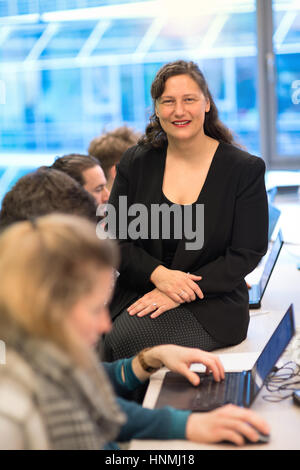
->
<box><xmin>139</xmin><ymin>60</ymin><xmax>238</xmax><ymax>148</ymax></box>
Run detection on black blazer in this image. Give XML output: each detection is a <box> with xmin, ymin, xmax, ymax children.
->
<box><xmin>108</xmin><ymin>142</ymin><xmax>269</xmax><ymax>345</ymax></box>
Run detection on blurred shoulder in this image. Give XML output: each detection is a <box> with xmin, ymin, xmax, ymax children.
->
<box><xmin>0</xmin><ymin>349</ymin><xmax>49</xmax><ymax>449</ymax></box>
<box><xmin>117</xmin><ymin>143</ymin><xmax>165</xmax><ymax>176</ymax></box>
<box><xmin>121</xmin><ymin>143</ymin><xmax>162</xmax><ymax>163</ymax></box>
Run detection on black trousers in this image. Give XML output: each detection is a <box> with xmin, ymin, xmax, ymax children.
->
<box><xmin>103</xmin><ymin>305</ymin><xmax>226</xmax><ymax>362</ymax></box>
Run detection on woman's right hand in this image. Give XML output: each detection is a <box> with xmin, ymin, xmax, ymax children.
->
<box><xmin>150</xmin><ymin>265</ymin><xmax>204</xmax><ymax>304</ymax></box>
<box><xmin>185</xmin><ymin>405</ymin><xmax>270</xmax><ymax>446</ymax></box>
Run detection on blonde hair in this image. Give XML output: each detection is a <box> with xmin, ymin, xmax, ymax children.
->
<box><xmin>0</xmin><ymin>214</ymin><xmax>118</xmax><ymax>368</ymax></box>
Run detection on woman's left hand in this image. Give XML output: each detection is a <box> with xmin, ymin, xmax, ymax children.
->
<box><xmin>127</xmin><ymin>288</ymin><xmax>179</xmax><ymax>319</ymax></box>
<box><xmin>148</xmin><ymin>345</ymin><xmax>225</xmax><ymax>385</ymax></box>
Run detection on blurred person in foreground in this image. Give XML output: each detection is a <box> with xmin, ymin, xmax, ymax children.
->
<box><xmin>88</xmin><ymin>126</ymin><xmax>140</xmax><ymax>192</ymax></box>
<box><xmin>0</xmin><ymin>214</ymin><xmax>269</xmax><ymax>449</ymax></box>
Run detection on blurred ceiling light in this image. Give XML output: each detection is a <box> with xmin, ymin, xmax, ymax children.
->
<box><xmin>154</xmin><ymin>0</ymin><xmax>254</xmax><ymax>37</ymax></box>
<box><xmin>158</xmin><ymin>0</ymin><xmax>254</xmax><ymax>18</ymax></box>
<box><xmin>41</xmin><ymin>1</ymin><xmax>158</xmax><ymax>22</ymax></box>
<box><xmin>274</xmin><ymin>0</ymin><xmax>300</xmax><ymax>12</ymax></box>
<box><xmin>0</xmin><ymin>13</ymin><xmax>40</xmax><ymax>24</ymax></box>
<box><xmin>40</xmin><ymin>0</ymin><xmax>255</xmax><ymax>24</ymax></box>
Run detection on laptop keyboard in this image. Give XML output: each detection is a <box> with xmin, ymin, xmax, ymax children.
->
<box><xmin>191</xmin><ymin>372</ymin><xmax>242</xmax><ymax>411</ymax></box>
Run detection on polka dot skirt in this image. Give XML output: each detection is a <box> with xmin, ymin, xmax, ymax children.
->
<box><xmin>103</xmin><ymin>305</ymin><xmax>224</xmax><ymax>361</ymax></box>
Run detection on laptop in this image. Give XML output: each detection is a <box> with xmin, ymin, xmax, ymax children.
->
<box><xmin>268</xmin><ymin>203</ymin><xmax>281</xmax><ymax>240</ymax></box>
<box><xmin>155</xmin><ymin>304</ymin><xmax>295</xmax><ymax>412</ymax></box>
<box><xmin>267</xmin><ymin>187</ymin><xmax>277</xmax><ymax>204</ymax></box>
<box><xmin>249</xmin><ymin>229</ymin><xmax>284</xmax><ymax>309</ymax></box>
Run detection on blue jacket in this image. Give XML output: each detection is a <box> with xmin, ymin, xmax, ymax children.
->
<box><xmin>103</xmin><ymin>359</ymin><xmax>191</xmax><ymax>447</ymax></box>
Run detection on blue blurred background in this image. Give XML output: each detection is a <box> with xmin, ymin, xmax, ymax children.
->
<box><xmin>0</xmin><ymin>0</ymin><xmax>299</xmax><ymax>202</ymax></box>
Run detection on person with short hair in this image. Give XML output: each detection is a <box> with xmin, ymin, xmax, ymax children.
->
<box><xmin>88</xmin><ymin>126</ymin><xmax>140</xmax><ymax>191</ymax></box>
<box><xmin>51</xmin><ymin>154</ymin><xmax>109</xmax><ymax>206</ymax></box>
<box><xmin>0</xmin><ymin>167</ymin><xmax>97</xmax><ymax>232</ymax></box>
<box><xmin>0</xmin><ymin>214</ymin><xmax>270</xmax><ymax>449</ymax></box>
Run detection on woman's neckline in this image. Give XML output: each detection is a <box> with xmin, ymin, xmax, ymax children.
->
<box><xmin>161</xmin><ymin>191</ymin><xmax>193</xmax><ymax>207</ymax></box>
<box><xmin>161</xmin><ymin>141</ymin><xmax>221</xmax><ymax>206</ymax></box>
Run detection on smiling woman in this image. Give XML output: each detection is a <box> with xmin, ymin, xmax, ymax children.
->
<box><xmin>142</xmin><ymin>60</ymin><xmax>235</xmax><ymax>149</ymax></box>
<box><xmin>103</xmin><ymin>59</ymin><xmax>269</xmax><ymax>362</ymax></box>
<box><xmin>155</xmin><ymin>74</ymin><xmax>210</xmax><ymax>143</ymax></box>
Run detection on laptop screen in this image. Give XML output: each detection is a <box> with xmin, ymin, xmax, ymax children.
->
<box><xmin>259</xmin><ymin>229</ymin><xmax>283</xmax><ymax>294</ymax></box>
<box><xmin>268</xmin><ymin>204</ymin><xmax>281</xmax><ymax>239</ymax></box>
<box><xmin>251</xmin><ymin>304</ymin><xmax>295</xmax><ymax>400</ymax></box>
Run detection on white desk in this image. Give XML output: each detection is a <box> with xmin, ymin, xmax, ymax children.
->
<box><xmin>130</xmin><ymin>244</ymin><xmax>300</xmax><ymax>450</ymax></box>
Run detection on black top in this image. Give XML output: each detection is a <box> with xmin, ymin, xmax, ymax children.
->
<box><xmin>161</xmin><ymin>192</ymin><xmax>183</xmax><ymax>268</ymax></box>
<box><xmin>107</xmin><ymin>142</ymin><xmax>269</xmax><ymax>345</ymax></box>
